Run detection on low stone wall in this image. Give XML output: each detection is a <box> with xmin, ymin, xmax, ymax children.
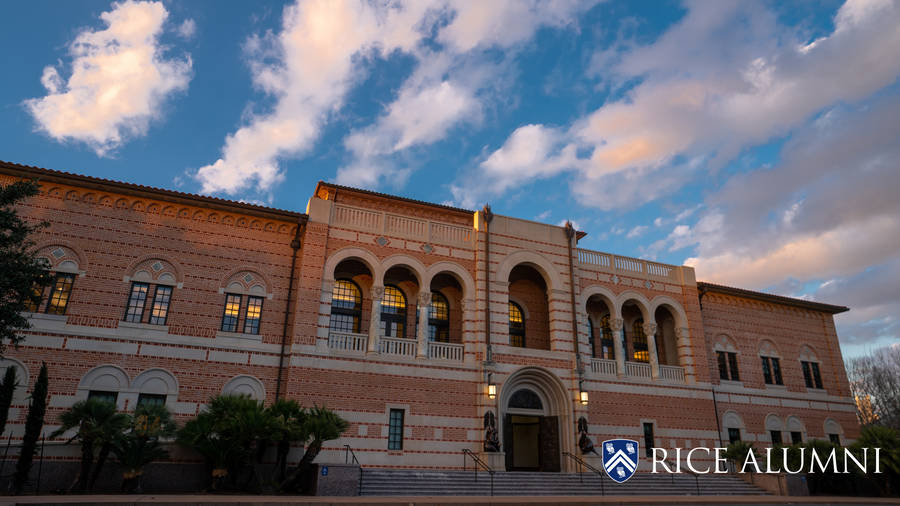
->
<box><xmin>0</xmin><ymin>460</ymin><xmax>208</xmax><ymax>494</ymax></box>
<box><xmin>312</xmin><ymin>464</ymin><xmax>360</xmax><ymax>496</ymax></box>
<box><xmin>736</xmin><ymin>471</ymin><xmax>810</xmax><ymax>496</ymax></box>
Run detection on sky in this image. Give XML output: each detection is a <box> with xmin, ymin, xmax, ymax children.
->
<box><xmin>1</xmin><ymin>0</ymin><xmax>898</xmax><ymax>359</ymax></box>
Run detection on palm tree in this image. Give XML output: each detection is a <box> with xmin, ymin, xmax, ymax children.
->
<box><xmin>282</xmin><ymin>405</ymin><xmax>349</xmax><ymax>492</ymax></box>
<box><xmin>851</xmin><ymin>425</ymin><xmax>900</xmax><ymax>496</ymax></box>
<box><xmin>177</xmin><ymin>395</ymin><xmax>275</xmax><ymax>491</ymax></box>
<box><xmin>51</xmin><ymin>398</ymin><xmax>129</xmax><ymax>492</ymax></box>
<box><xmin>264</xmin><ymin>399</ymin><xmax>308</xmax><ymax>482</ymax></box>
<box><xmin>112</xmin><ymin>403</ymin><xmax>176</xmax><ymax>493</ymax></box>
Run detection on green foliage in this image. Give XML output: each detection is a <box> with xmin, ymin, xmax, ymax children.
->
<box><xmin>281</xmin><ymin>405</ymin><xmax>350</xmax><ymax>493</ymax></box>
<box><xmin>177</xmin><ymin>395</ymin><xmax>275</xmax><ymax>490</ymax></box>
<box><xmin>177</xmin><ymin>396</ymin><xmax>349</xmax><ymax>493</ymax></box>
<box><xmin>851</xmin><ymin>425</ymin><xmax>900</xmax><ymax>496</ymax></box>
<box><xmin>12</xmin><ymin>362</ymin><xmax>48</xmax><ymax>494</ymax></box>
<box><xmin>0</xmin><ymin>180</ymin><xmax>53</xmax><ymax>354</ymax></box>
<box><xmin>265</xmin><ymin>399</ymin><xmax>308</xmax><ymax>482</ymax></box>
<box><xmin>51</xmin><ymin>397</ymin><xmax>130</xmax><ymax>492</ymax></box>
<box><xmin>723</xmin><ymin>440</ymin><xmax>755</xmax><ymax>467</ymax></box>
<box><xmin>112</xmin><ymin>403</ymin><xmax>177</xmax><ymax>493</ymax></box>
<box><xmin>0</xmin><ymin>365</ymin><xmax>18</xmax><ymax>436</ymax></box>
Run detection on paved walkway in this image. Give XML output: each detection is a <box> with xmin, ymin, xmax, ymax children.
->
<box><xmin>1</xmin><ymin>496</ymin><xmax>899</xmax><ymax>506</ymax></box>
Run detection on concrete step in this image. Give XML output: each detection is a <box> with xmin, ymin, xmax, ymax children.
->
<box><xmin>359</xmin><ymin>469</ymin><xmax>768</xmax><ymax>496</ymax></box>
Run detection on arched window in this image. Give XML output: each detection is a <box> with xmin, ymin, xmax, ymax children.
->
<box><xmin>599</xmin><ymin>314</ymin><xmax>615</xmax><ymax>360</ymax></box>
<box><xmin>330</xmin><ymin>279</ymin><xmax>363</xmax><ymax>333</ymax></box>
<box><xmin>508</xmin><ymin>389</ymin><xmax>543</xmax><ymax>410</ymax></box>
<box><xmin>509</xmin><ymin>302</ymin><xmax>525</xmax><ymax>347</ymax></box>
<box><xmin>380</xmin><ymin>285</ymin><xmax>407</xmax><ymax>338</ymax></box>
<box><xmin>428</xmin><ymin>292</ymin><xmax>450</xmax><ymax>343</ymax></box>
<box><xmin>588</xmin><ymin>318</ymin><xmax>596</xmax><ymax>357</ymax></box>
<box><xmin>632</xmin><ymin>318</ymin><xmax>648</xmax><ymax>362</ymax></box>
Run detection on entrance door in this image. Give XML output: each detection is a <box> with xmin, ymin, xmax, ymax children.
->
<box><xmin>504</xmin><ymin>414</ymin><xmax>560</xmax><ymax>471</ymax></box>
<box><xmin>539</xmin><ymin>416</ymin><xmax>560</xmax><ymax>472</ymax></box>
<box><xmin>510</xmin><ymin>415</ymin><xmax>540</xmax><ymax>470</ymax></box>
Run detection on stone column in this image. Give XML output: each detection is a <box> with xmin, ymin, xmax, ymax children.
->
<box><xmin>644</xmin><ymin>322</ymin><xmax>659</xmax><ymax>379</ymax></box>
<box><xmin>367</xmin><ymin>285</ymin><xmax>384</xmax><ymax>354</ymax></box>
<box><xmin>416</xmin><ymin>291</ymin><xmax>431</xmax><ymax>359</ymax></box>
<box><xmin>611</xmin><ymin>318</ymin><xmax>625</xmax><ymax>377</ymax></box>
<box><xmin>675</xmin><ymin>327</ymin><xmax>695</xmax><ymax>383</ymax></box>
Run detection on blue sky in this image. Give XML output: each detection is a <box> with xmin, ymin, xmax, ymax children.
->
<box><xmin>1</xmin><ymin>0</ymin><xmax>898</xmax><ymax>358</ymax></box>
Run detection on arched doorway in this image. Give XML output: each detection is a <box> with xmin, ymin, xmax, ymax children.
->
<box><xmin>499</xmin><ymin>367</ymin><xmax>572</xmax><ymax>472</ymax></box>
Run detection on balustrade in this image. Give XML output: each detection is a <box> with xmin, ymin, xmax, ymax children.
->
<box><xmin>428</xmin><ymin>341</ymin><xmax>464</xmax><ymax>361</ymax></box>
<box><xmin>327</xmin><ymin>331</ymin><xmax>368</xmax><ymax>353</ymax></box>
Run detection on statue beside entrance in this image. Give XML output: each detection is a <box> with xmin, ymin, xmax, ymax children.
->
<box><xmin>578</xmin><ymin>416</ymin><xmax>599</xmax><ymax>455</ymax></box>
<box><xmin>484</xmin><ymin>411</ymin><xmax>500</xmax><ymax>452</ymax></box>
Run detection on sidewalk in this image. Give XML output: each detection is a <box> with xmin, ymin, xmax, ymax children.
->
<box><xmin>1</xmin><ymin>495</ymin><xmax>899</xmax><ymax>506</ymax></box>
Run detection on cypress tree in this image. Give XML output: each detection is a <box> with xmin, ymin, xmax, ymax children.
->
<box><xmin>0</xmin><ymin>366</ymin><xmax>17</xmax><ymax>436</ymax></box>
<box><xmin>12</xmin><ymin>362</ymin><xmax>48</xmax><ymax>494</ymax></box>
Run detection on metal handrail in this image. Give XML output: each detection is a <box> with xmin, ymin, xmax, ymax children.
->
<box><xmin>344</xmin><ymin>444</ymin><xmax>360</xmax><ymax>465</ymax></box>
<box><xmin>664</xmin><ymin>457</ymin><xmax>701</xmax><ymax>495</ymax></box>
<box><xmin>462</xmin><ymin>449</ymin><xmax>495</xmax><ymax>496</ymax></box>
<box><xmin>343</xmin><ymin>444</ymin><xmax>363</xmax><ymax>496</ymax></box>
<box><xmin>562</xmin><ymin>451</ymin><xmax>604</xmax><ymax>496</ymax></box>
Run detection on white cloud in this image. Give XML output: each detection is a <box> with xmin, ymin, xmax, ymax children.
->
<box><xmin>450</xmin><ymin>124</ymin><xmax>579</xmax><ymax>207</ymax></box>
<box><xmin>340</xmin><ymin>0</ymin><xmax>595</xmax><ymax>190</ymax></box>
<box><xmin>459</xmin><ymin>0</ymin><xmax>900</xmax><ymax>210</ymax></box>
<box><xmin>437</xmin><ymin>0</ymin><xmax>586</xmax><ymax>52</ymax></box>
<box><xmin>194</xmin><ymin>0</ymin><xmax>443</xmax><ymax>195</ymax></box>
<box><xmin>625</xmin><ymin>225</ymin><xmax>647</xmax><ymax>239</ymax></box>
<box><xmin>176</xmin><ymin>18</ymin><xmax>196</xmax><ymax>39</ymax></box>
<box><xmin>198</xmin><ymin>0</ymin><xmax>596</xmax><ymax>195</ymax></box>
<box><xmin>680</xmin><ymin>93</ymin><xmax>900</xmax><ymax>350</ymax></box>
<box><xmin>25</xmin><ymin>0</ymin><xmax>192</xmax><ymax>156</ymax></box>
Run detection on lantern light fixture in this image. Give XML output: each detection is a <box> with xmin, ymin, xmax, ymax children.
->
<box><xmin>578</xmin><ymin>380</ymin><xmax>588</xmax><ymax>405</ymax></box>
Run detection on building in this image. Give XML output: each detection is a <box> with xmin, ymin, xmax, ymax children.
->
<box><xmin>0</xmin><ymin>160</ymin><xmax>858</xmax><ymax>473</ymax></box>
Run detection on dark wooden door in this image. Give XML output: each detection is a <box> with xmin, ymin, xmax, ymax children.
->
<box><xmin>539</xmin><ymin>415</ymin><xmax>560</xmax><ymax>472</ymax></box>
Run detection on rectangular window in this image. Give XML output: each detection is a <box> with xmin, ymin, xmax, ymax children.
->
<box><xmin>601</xmin><ymin>337</ymin><xmax>615</xmax><ymax>360</ymax></box>
<box><xmin>717</xmin><ymin>352</ymin><xmax>729</xmax><ymax>380</ymax></box>
<box><xmin>137</xmin><ymin>393</ymin><xmax>166</xmax><ymax>407</ymax></box>
<box><xmin>46</xmin><ymin>272</ymin><xmax>75</xmax><ymax>315</ymax></box>
<box><xmin>771</xmin><ymin>357</ymin><xmax>783</xmax><ymax>385</ymax></box>
<box><xmin>388</xmin><ymin>409</ymin><xmax>404</xmax><ymax>450</ymax></box>
<box><xmin>791</xmin><ymin>431</ymin><xmax>802</xmax><ymax>444</ymax></box>
<box><xmin>148</xmin><ymin>285</ymin><xmax>172</xmax><ymax>325</ymax></box>
<box><xmin>24</xmin><ymin>282</ymin><xmax>44</xmax><ymax>312</ymax></box>
<box><xmin>221</xmin><ymin>293</ymin><xmax>242</xmax><ymax>332</ymax></box>
<box><xmin>728</xmin><ymin>428</ymin><xmax>741</xmax><ymax>444</ymax></box>
<box><xmin>801</xmin><ymin>361</ymin><xmax>813</xmax><ymax>388</ymax></box>
<box><xmin>828</xmin><ymin>433</ymin><xmax>841</xmax><ymax>446</ymax></box>
<box><xmin>811</xmin><ymin>362</ymin><xmax>823</xmax><ymax>389</ymax></box>
<box><xmin>243</xmin><ymin>296</ymin><xmax>263</xmax><ymax>335</ymax></box>
<box><xmin>643</xmin><ymin>422</ymin><xmax>655</xmax><ymax>458</ymax></box>
<box><xmin>770</xmin><ymin>430</ymin><xmax>782</xmax><ymax>445</ymax></box>
<box><xmin>88</xmin><ymin>390</ymin><xmax>118</xmax><ymax>405</ymax></box>
<box><xmin>761</xmin><ymin>356</ymin><xmax>773</xmax><ymax>384</ymax></box>
<box><xmin>727</xmin><ymin>352</ymin><xmax>740</xmax><ymax>381</ymax></box>
<box><xmin>124</xmin><ymin>282</ymin><xmax>150</xmax><ymax>322</ymax></box>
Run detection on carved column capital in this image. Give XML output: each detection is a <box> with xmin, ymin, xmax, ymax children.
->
<box><xmin>610</xmin><ymin>318</ymin><xmax>624</xmax><ymax>331</ymax></box>
<box><xmin>675</xmin><ymin>327</ymin><xmax>689</xmax><ymax>339</ymax></box>
<box><xmin>371</xmin><ymin>285</ymin><xmax>384</xmax><ymax>301</ymax></box>
<box><xmin>418</xmin><ymin>291</ymin><xmax>432</xmax><ymax>306</ymax></box>
<box><xmin>643</xmin><ymin>322</ymin><xmax>658</xmax><ymax>337</ymax></box>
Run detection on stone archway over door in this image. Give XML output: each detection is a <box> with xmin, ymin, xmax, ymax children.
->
<box><xmin>499</xmin><ymin>367</ymin><xmax>573</xmax><ymax>472</ymax></box>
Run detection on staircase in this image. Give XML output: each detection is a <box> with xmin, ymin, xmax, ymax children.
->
<box><xmin>359</xmin><ymin>469</ymin><xmax>768</xmax><ymax>496</ymax></box>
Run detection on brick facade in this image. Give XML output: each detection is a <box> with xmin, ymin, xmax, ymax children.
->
<box><xmin>0</xmin><ymin>161</ymin><xmax>858</xmax><ymax>472</ymax></box>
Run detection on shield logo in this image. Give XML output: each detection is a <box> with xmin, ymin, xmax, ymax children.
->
<box><xmin>601</xmin><ymin>438</ymin><xmax>639</xmax><ymax>483</ymax></box>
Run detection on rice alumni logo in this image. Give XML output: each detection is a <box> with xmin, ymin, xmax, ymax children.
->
<box><xmin>602</xmin><ymin>439</ymin><xmax>639</xmax><ymax>483</ymax></box>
